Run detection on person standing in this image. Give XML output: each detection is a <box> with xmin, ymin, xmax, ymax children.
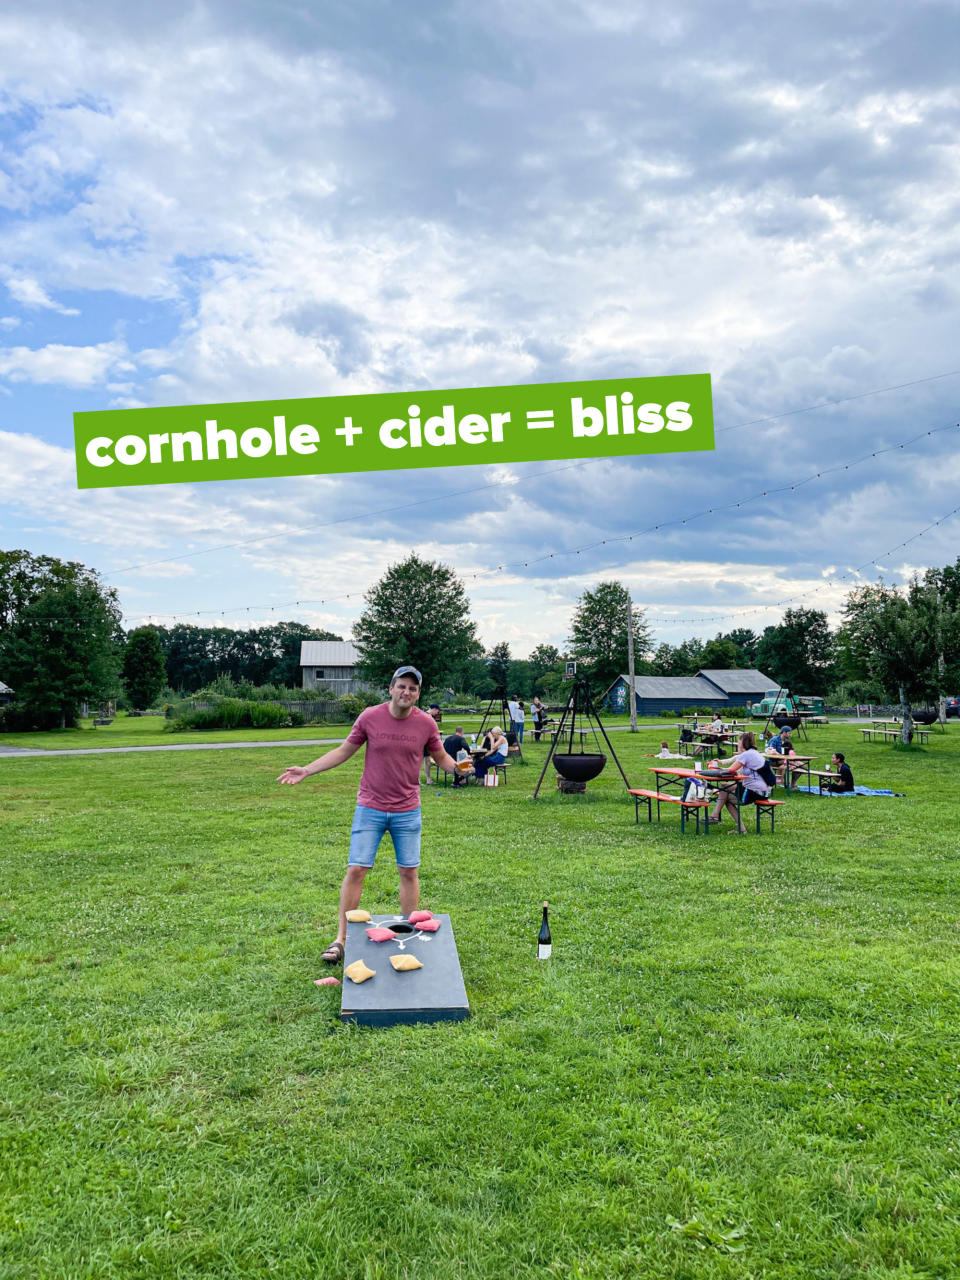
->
<box><xmin>277</xmin><ymin>666</ymin><xmax>457</xmax><ymax>964</ymax></box>
<box><xmin>422</xmin><ymin>703</ymin><xmax>443</xmax><ymax>783</ymax></box>
<box><xmin>507</xmin><ymin>694</ymin><xmax>520</xmax><ymax>738</ymax></box>
<box><xmin>532</xmin><ymin>695</ymin><xmax>546</xmax><ymax>741</ymax></box>
<box><xmin>514</xmin><ymin>699</ymin><xmax>526</xmax><ymax>744</ymax></box>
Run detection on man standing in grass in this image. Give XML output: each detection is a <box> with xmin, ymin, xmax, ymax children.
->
<box><xmin>277</xmin><ymin>666</ymin><xmax>458</xmax><ymax>964</ymax></box>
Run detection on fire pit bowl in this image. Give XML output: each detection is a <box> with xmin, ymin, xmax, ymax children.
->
<box><xmin>552</xmin><ymin>752</ymin><xmax>607</xmax><ymax>782</ymax></box>
<box><xmin>912</xmin><ymin>708</ymin><xmax>938</xmax><ymax>726</ymax></box>
<box><xmin>772</xmin><ymin>715</ymin><xmax>801</xmax><ymax>730</ymax></box>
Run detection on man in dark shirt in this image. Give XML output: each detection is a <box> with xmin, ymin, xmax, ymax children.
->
<box><xmin>443</xmin><ymin>726</ymin><xmax>472</xmax><ymax>785</ymax></box>
<box><xmin>826</xmin><ymin>751</ymin><xmax>854</xmax><ymax>792</ymax></box>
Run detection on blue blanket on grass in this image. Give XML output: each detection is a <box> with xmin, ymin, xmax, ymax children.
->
<box><xmin>794</xmin><ymin>785</ymin><xmax>904</xmax><ymax>797</ymax></box>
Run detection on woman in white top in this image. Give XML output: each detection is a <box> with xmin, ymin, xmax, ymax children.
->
<box><xmin>709</xmin><ymin>731</ymin><xmax>771</xmax><ymax>834</ymax></box>
<box><xmin>474</xmin><ymin>726</ymin><xmax>508</xmax><ymax>782</ymax></box>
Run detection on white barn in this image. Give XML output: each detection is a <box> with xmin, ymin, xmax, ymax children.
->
<box><xmin>299</xmin><ymin>641</ymin><xmax>372</xmax><ymax>696</ymax></box>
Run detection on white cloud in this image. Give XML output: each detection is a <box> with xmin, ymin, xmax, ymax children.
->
<box><xmin>0</xmin><ymin>340</ymin><xmax>129</xmax><ymax>387</ymax></box>
<box><xmin>3</xmin><ymin>273</ymin><xmax>79</xmax><ymax>314</ymax></box>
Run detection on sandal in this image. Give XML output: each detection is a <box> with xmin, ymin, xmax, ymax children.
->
<box><xmin>321</xmin><ymin>940</ymin><xmax>345</xmax><ymax>964</ymax></box>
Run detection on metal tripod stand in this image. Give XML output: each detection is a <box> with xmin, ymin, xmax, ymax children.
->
<box><xmin>531</xmin><ymin>676</ymin><xmax>632</xmax><ymax>799</ymax></box>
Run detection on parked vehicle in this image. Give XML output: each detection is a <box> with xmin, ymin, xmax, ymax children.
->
<box><xmin>750</xmin><ymin>690</ymin><xmax>825</xmax><ymax>719</ymax></box>
<box><xmin>946</xmin><ymin>696</ymin><xmax>959</xmax><ymax>718</ymax></box>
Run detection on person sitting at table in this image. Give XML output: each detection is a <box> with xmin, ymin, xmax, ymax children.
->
<box><xmin>773</xmin><ymin>736</ymin><xmax>800</xmax><ymax>786</ymax></box>
<box><xmin>474</xmin><ymin>726</ymin><xmax>508</xmax><ymax>783</ymax></box>
<box><xmin>825</xmin><ymin>751</ymin><xmax>855</xmax><ymax>792</ymax></box>
<box><xmin>694</xmin><ymin>712</ymin><xmax>726</xmax><ymax>755</ymax></box>
<box><xmin>443</xmin><ymin>726</ymin><xmax>473</xmax><ymax>786</ymax></box>
<box><xmin>709</xmin><ymin>731</ymin><xmax>771</xmax><ymax>834</ymax></box>
<box><xmin>767</xmin><ymin>724</ymin><xmax>791</xmax><ymax>755</ymax></box>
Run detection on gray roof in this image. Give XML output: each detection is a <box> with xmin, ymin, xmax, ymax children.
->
<box><xmin>0</xmin><ymin>680</ymin><xmax>12</xmax><ymax>695</ymax></box>
<box><xmin>611</xmin><ymin>675</ymin><xmax>728</xmax><ymax>700</ymax></box>
<box><xmin>697</xmin><ymin>669</ymin><xmax>776</xmax><ymax>693</ymax></box>
<box><xmin>300</xmin><ymin>640</ymin><xmax>359</xmax><ymax>666</ymax></box>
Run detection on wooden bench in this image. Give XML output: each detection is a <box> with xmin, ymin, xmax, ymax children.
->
<box><xmin>861</xmin><ymin>726</ymin><xmax>929</xmax><ymax>744</ymax></box>
<box><xmin>629</xmin><ymin>788</ymin><xmax>713</xmax><ymax>834</ymax></box>
<box><xmin>92</xmin><ymin>718</ymin><xmax>114</xmax><ymax>727</ymax></box>
<box><xmin>750</xmin><ymin>797</ymin><xmax>784</xmax><ymax>833</ymax></box>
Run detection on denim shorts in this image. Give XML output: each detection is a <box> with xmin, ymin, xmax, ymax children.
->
<box><xmin>348</xmin><ymin>804</ymin><xmax>422</xmax><ymax>868</ymax></box>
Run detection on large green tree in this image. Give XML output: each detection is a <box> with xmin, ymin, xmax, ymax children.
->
<box><xmin>755</xmin><ymin>607</ymin><xmax>836</xmax><ymax>695</ymax></box>
<box><xmin>1</xmin><ymin>570</ymin><xmax>122</xmax><ymax>729</ymax></box>
<box><xmin>486</xmin><ymin>642</ymin><xmax>512</xmax><ymax>691</ymax></box>
<box><xmin>722</xmin><ymin>628</ymin><xmax>759</xmax><ymax>667</ymax></box>
<box><xmin>840</xmin><ymin>582</ymin><xmax>947</xmax><ymax>742</ymax></box>
<box><xmin>353</xmin><ymin>554</ymin><xmax>481</xmax><ymax>689</ymax></box>
<box><xmin>528</xmin><ymin>643</ymin><xmax>561</xmax><ymax>673</ymax></box>
<box><xmin>568</xmin><ymin>581</ymin><xmax>652</xmax><ymax>693</ymax></box>
<box><xmin>1</xmin><ymin>550</ymin><xmax>104</xmax><ymax>630</ymax></box>
<box><xmin>699</xmin><ymin>635</ymin><xmax>742</xmax><ymax>670</ymax></box>
<box><xmin>122</xmin><ymin>627</ymin><xmax>168</xmax><ymax>709</ymax></box>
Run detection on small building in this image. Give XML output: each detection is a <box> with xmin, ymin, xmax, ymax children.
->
<box><xmin>299</xmin><ymin>641</ymin><xmax>373</xmax><ymax>697</ymax></box>
<box><xmin>0</xmin><ymin>680</ymin><xmax>13</xmax><ymax>705</ymax></box>
<box><xmin>604</xmin><ymin>668</ymin><xmax>776</xmax><ymax>716</ymax></box>
<box><xmin>695</xmin><ymin>669</ymin><xmax>777</xmax><ymax>707</ymax></box>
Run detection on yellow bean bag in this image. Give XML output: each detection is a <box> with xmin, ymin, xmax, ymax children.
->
<box><xmin>344</xmin><ymin>959</ymin><xmax>376</xmax><ymax>983</ymax></box>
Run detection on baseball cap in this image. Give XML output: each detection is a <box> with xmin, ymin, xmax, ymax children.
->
<box><xmin>391</xmin><ymin>665</ymin><xmax>422</xmax><ymax>685</ymax></box>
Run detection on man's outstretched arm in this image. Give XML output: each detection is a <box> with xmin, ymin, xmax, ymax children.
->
<box><xmin>277</xmin><ymin>740</ymin><xmax>361</xmax><ymax>785</ymax></box>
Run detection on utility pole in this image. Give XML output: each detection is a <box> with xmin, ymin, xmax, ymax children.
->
<box><xmin>627</xmin><ymin>597</ymin><xmax>637</xmax><ymax>732</ymax></box>
<box><xmin>936</xmin><ymin>580</ymin><xmax>946</xmax><ymax>725</ymax></box>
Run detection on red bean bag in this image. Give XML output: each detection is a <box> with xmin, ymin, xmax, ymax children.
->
<box><xmin>365</xmin><ymin>927</ymin><xmax>399</xmax><ymax>942</ymax></box>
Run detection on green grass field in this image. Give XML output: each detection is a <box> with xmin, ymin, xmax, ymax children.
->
<box><xmin>2</xmin><ymin>725</ymin><xmax>958</xmax><ymax>1278</ymax></box>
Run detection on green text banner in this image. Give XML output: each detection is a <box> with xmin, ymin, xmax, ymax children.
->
<box><xmin>74</xmin><ymin>374</ymin><xmax>714</xmax><ymax>489</ymax></box>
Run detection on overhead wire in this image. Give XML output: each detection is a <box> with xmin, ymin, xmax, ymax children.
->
<box><xmin>128</xmin><ymin>420</ymin><xmax>959</xmax><ymax>622</ymax></box>
<box><xmin>106</xmin><ymin>366</ymin><xmax>960</xmax><ymax>576</ymax></box>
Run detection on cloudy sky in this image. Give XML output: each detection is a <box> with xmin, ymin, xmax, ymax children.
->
<box><xmin>2</xmin><ymin>0</ymin><xmax>959</xmax><ymax>657</ymax></box>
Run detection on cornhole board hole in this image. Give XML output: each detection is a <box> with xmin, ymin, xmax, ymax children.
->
<box><xmin>340</xmin><ymin>914</ymin><xmax>470</xmax><ymax>1028</ymax></box>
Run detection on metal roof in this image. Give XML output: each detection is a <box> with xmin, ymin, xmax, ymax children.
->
<box><xmin>697</xmin><ymin>669</ymin><xmax>776</xmax><ymax>693</ymax></box>
<box><xmin>299</xmin><ymin>641</ymin><xmax>359</xmax><ymax>666</ymax></box>
<box><xmin>0</xmin><ymin>680</ymin><xmax>12</xmax><ymax>695</ymax></box>
<box><xmin>611</xmin><ymin>675</ymin><xmax>727</xmax><ymax>700</ymax></box>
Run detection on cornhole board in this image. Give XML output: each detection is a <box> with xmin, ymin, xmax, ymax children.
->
<box><xmin>340</xmin><ymin>914</ymin><xmax>470</xmax><ymax>1027</ymax></box>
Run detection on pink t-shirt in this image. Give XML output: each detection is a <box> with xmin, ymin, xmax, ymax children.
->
<box><xmin>346</xmin><ymin>703</ymin><xmax>442</xmax><ymax>812</ymax></box>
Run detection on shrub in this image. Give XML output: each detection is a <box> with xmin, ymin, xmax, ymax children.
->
<box><xmin>165</xmin><ymin>699</ymin><xmax>293</xmax><ymax>732</ymax></box>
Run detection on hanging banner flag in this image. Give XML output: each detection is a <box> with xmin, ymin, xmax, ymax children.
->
<box><xmin>73</xmin><ymin>373</ymin><xmax>714</xmax><ymax>489</ymax></box>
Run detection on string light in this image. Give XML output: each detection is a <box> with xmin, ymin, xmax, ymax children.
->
<box><xmin>116</xmin><ymin>419</ymin><xmax>958</xmax><ymax>624</ymax></box>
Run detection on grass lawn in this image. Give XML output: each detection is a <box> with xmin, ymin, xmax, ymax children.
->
<box><xmin>2</xmin><ymin>725</ymin><xmax>958</xmax><ymax>1278</ymax></box>
<box><xmin>0</xmin><ymin>709</ymin><xmax>681</xmax><ymax>752</ymax></box>
<box><xmin>0</xmin><ymin>714</ymin><xmax>352</xmax><ymax>753</ymax></box>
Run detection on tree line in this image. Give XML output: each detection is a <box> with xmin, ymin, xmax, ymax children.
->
<box><xmin>2</xmin><ymin>546</ymin><xmax>958</xmax><ymax>731</ymax></box>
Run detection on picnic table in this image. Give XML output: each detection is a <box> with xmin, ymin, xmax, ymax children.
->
<box><xmin>764</xmin><ymin>751</ymin><xmax>816</xmax><ymax>794</ymax></box>
<box><xmin>806</xmin><ymin>769</ymin><xmax>847</xmax><ymax>794</ymax></box>
<box><xmin>633</xmin><ymin>765</ymin><xmax>784</xmax><ymax>834</ymax></box>
<box><xmin>678</xmin><ymin>729</ymin><xmax>743</xmax><ymax>757</ymax></box>
<box><xmin>860</xmin><ymin>726</ymin><xmax>930</xmax><ymax>744</ymax></box>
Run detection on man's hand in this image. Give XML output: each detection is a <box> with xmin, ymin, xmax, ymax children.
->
<box><xmin>277</xmin><ymin>765</ymin><xmax>309</xmax><ymax>785</ymax></box>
